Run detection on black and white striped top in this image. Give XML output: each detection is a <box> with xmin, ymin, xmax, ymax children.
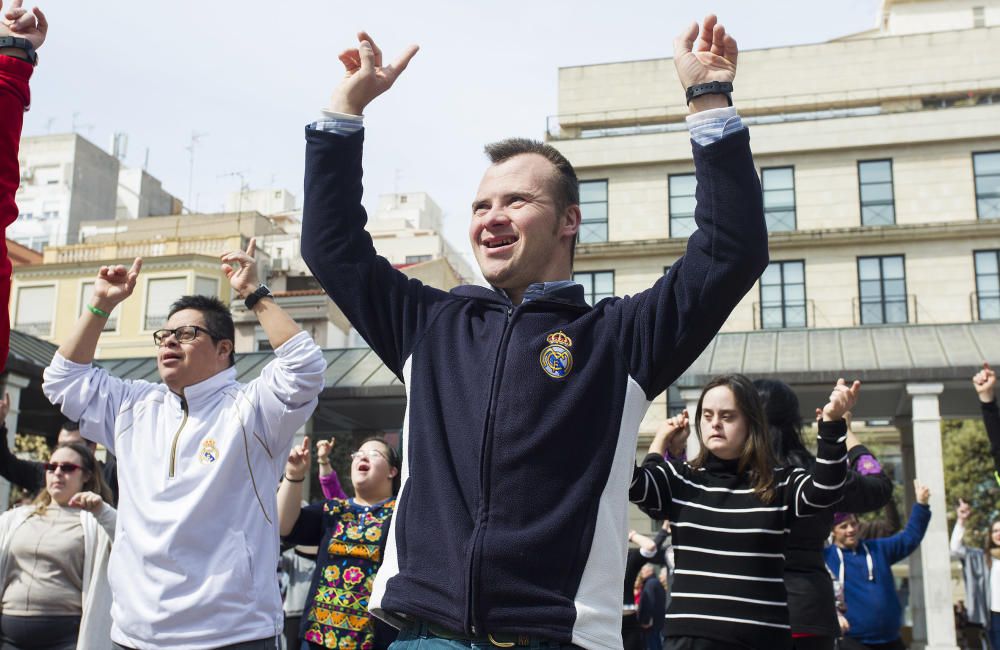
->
<box><xmin>629</xmin><ymin>419</ymin><xmax>848</xmax><ymax>649</ymax></box>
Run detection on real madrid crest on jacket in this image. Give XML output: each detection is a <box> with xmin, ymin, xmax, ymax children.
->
<box><xmin>300</xmin><ymin>126</ymin><xmax>768</xmax><ymax>649</ymax></box>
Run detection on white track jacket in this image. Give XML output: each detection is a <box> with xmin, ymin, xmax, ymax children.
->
<box><xmin>43</xmin><ymin>331</ymin><xmax>326</xmax><ymax>649</ymax></box>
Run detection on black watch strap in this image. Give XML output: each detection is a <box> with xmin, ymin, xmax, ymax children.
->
<box><xmin>0</xmin><ymin>36</ymin><xmax>37</xmax><ymax>66</ymax></box>
<box><xmin>685</xmin><ymin>81</ymin><xmax>733</xmax><ymax>106</ymax></box>
<box><xmin>244</xmin><ymin>284</ymin><xmax>272</xmax><ymax>310</ymax></box>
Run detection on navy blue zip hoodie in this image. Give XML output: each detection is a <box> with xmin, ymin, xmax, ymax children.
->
<box><xmin>300</xmin><ymin>125</ymin><xmax>768</xmax><ymax>650</ymax></box>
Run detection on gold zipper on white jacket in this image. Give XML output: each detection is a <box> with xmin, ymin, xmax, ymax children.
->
<box><xmin>168</xmin><ymin>397</ymin><xmax>189</xmax><ymax>478</ymax></box>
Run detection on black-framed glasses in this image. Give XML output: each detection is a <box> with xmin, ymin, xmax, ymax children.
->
<box><xmin>153</xmin><ymin>325</ymin><xmax>224</xmax><ymax>347</ymax></box>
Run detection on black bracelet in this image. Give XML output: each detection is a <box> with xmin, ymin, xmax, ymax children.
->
<box><xmin>283</xmin><ymin>474</ymin><xmax>305</xmax><ymax>483</ymax></box>
<box><xmin>685</xmin><ymin>81</ymin><xmax>733</xmax><ymax>106</ymax></box>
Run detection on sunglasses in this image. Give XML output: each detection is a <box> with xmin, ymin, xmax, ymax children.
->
<box><xmin>44</xmin><ymin>462</ymin><xmax>83</xmax><ymax>474</ymax></box>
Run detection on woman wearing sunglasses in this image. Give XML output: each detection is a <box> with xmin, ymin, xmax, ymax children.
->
<box><xmin>0</xmin><ymin>442</ymin><xmax>115</xmax><ymax>649</ymax></box>
<box><xmin>278</xmin><ymin>436</ymin><xmax>399</xmax><ymax>650</ymax></box>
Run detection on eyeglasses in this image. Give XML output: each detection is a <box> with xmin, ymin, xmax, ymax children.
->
<box><xmin>153</xmin><ymin>325</ymin><xmax>225</xmax><ymax>347</ymax></box>
<box><xmin>350</xmin><ymin>450</ymin><xmax>386</xmax><ymax>462</ymax></box>
<box><xmin>43</xmin><ymin>462</ymin><xmax>82</xmax><ymax>474</ymax></box>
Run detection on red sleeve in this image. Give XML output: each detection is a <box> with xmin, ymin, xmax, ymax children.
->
<box><xmin>0</xmin><ymin>55</ymin><xmax>32</xmax><ymax>372</ymax></box>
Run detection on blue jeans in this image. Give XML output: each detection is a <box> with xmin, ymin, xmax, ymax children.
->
<box><xmin>990</xmin><ymin>611</ymin><xmax>1000</xmax><ymax>650</ymax></box>
<box><xmin>388</xmin><ymin>627</ymin><xmax>577</xmax><ymax>650</ymax></box>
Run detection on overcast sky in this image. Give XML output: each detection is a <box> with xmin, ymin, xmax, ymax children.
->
<box><xmin>24</xmin><ymin>0</ymin><xmax>881</xmax><ymax>264</ymax></box>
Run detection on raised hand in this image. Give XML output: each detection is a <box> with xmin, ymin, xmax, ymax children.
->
<box><xmin>221</xmin><ymin>238</ymin><xmax>259</xmax><ymax>300</ymax></box>
<box><xmin>0</xmin><ymin>0</ymin><xmax>48</xmax><ymax>50</ymax></box>
<box><xmin>956</xmin><ymin>498</ymin><xmax>971</xmax><ymax>522</ymax></box>
<box><xmin>329</xmin><ymin>31</ymin><xmax>419</xmax><ymax>115</ymax></box>
<box><xmin>316</xmin><ymin>437</ymin><xmax>335</xmax><ymax>465</ymax></box>
<box><xmin>0</xmin><ymin>392</ymin><xmax>8</xmax><ymax>422</ymax></box>
<box><xmin>285</xmin><ymin>435</ymin><xmax>311</xmax><ymax>481</ymax></box>
<box><xmin>92</xmin><ymin>258</ymin><xmax>142</xmax><ymax>310</ymax></box>
<box><xmin>673</xmin><ymin>15</ymin><xmax>738</xmax><ymax>91</ymax></box>
<box><xmin>913</xmin><ymin>479</ymin><xmax>930</xmax><ymax>506</ymax></box>
<box><xmin>650</xmin><ymin>410</ymin><xmax>690</xmax><ymax>457</ymax></box>
<box><xmin>821</xmin><ymin>379</ymin><xmax>861</xmax><ymax>422</ymax></box>
<box><xmin>973</xmin><ymin>362</ymin><xmax>996</xmax><ymax>404</ymax></box>
<box><xmin>68</xmin><ymin>491</ymin><xmax>105</xmax><ymax>512</ymax></box>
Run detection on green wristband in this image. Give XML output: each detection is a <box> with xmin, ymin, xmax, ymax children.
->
<box><xmin>86</xmin><ymin>304</ymin><xmax>111</xmax><ymax>319</ymax></box>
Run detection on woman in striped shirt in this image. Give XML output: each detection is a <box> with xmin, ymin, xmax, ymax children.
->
<box><xmin>629</xmin><ymin>374</ymin><xmax>856</xmax><ymax>650</ymax></box>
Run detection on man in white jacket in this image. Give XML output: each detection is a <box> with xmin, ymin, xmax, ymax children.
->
<box><xmin>43</xmin><ymin>238</ymin><xmax>327</xmax><ymax>650</ymax></box>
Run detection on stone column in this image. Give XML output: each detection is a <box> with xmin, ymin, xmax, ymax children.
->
<box><xmin>0</xmin><ymin>372</ymin><xmax>31</xmax><ymax>511</ymax></box>
<box><xmin>680</xmin><ymin>388</ymin><xmax>701</xmax><ymax>459</ymax></box>
<box><xmin>905</xmin><ymin>382</ymin><xmax>957</xmax><ymax>650</ymax></box>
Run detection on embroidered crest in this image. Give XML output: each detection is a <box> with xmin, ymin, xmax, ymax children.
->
<box><xmin>539</xmin><ymin>331</ymin><xmax>574</xmax><ymax>380</ymax></box>
<box><xmin>199</xmin><ymin>438</ymin><xmax>219</xmax><ymax>464</ymax></box>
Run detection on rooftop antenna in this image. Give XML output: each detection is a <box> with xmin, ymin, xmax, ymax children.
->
<box><xmin>185</xmin><ymin>131</ymin><xmax>207</xmax><ymax>212</ymax></box>
<box><xmin>71</xmin><ymin>112</ymin><xmax>94</xmax><ymax>137</ymax></box>
<box><xmin>219</xmin><ymin>170</ymin><xmax>250</xmax><ymax>218</ymax></box>
<box><xmin>43</xmin><ymin>117</ymin><xmax>55</xmax><ymax>133</ymax></box>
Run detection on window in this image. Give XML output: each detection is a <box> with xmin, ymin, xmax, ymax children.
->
<box><xmin>573</xmin><ymin>271</ymin><xmax>614</xmax><ymax>306</ymax></box>
<box><xmin>974</xmin><ymin>6</ymin><xmax>986</xmax><ymax>28</ymax></box>
<box><xmin>858</xmin><ymin>255</ymin><xmax>907</xmax><ymax>324</ymax></box>
<box><xmin>975</xmin><ymin>250</ymin><xmax>1000</xmax><ymax>320</ymax></box>
<box><xmin>669</xmin><ymin>174</ymin><xmax>696</xmax><ymax>238</ymax></box>
<box><xmin>144</xmin><ymin>277</ymin><xmax>187</xmax><ymax>330</ymax></box>
<box><xmin>80</xmin><ymin>282</ymin><xmax>117</xmax><ymax>332</ymax></box>
<box><xmin>578</xmin><ymin>180</ymin><xmax>608</xmax><ymax>243</ymax></box>
<box><xmin>858</xmin><ymin>160</ymin><xmax>895</xmax><ymax>226</ymax></box>
<box><xmin>759</xmin><ymin>260</ymin><xmax>806</xmax><ymax>329</ymax></box>
<box><xmin>194</xmin><ymin>277</ymin><xmax>219</xmax><ymax>298</ymax></box>
<box><xmin>14</xmin><ymin>285</ymin><xmax>55</xmax><ymax>336</ymax></box>
<box><xmin>974</xmin><ymin>151</ymin><xmax>1000</xmax><ymax>220</ymax></box>
<box><xmin>405</xmin><ymin>255</ymin><xmax>432</xmax><ymax>264</ymax></box>
<box><xmin>761</xmin><ymin>167</ymin><xmax>796</xmax><ymax>232</ymax></box>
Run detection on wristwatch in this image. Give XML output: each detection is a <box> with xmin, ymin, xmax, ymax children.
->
<box><xmin>244</xmin><ymin>283</ymin><xmax>273</xmax><ymax>310</ymax></box>
<box><xmin>0</xmin><ymin>37</ymin><xmax>38</xmax><ymax>66</ymax></box>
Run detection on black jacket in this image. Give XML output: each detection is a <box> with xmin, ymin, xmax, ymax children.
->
<box><xmin>784</xmin><ymin>444</ymin><xmax>893</xmax><ymax>636</ymax></box>
<box><xmin>301</xmin><ymin>125</ymin><xmax>767</xmax><ymax>648</ymax></box>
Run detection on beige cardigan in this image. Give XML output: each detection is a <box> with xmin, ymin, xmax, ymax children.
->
<box><xmin>0</xmin><ymin>503</ymin><xmax>115</xmax><ymax>649</ymax></box>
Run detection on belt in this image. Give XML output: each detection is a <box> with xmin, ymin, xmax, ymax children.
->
<box><xmin>407</xmin><ymin>620</ymin><xmax>566</xmax><ymax>648</ymax></box>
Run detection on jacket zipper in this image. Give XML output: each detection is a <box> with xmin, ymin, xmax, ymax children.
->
<box><xmin>464</xmin><ymin>305</ymin><xmax>514</xmax><ymax>635</ymax></box>
<box><xmin>168</xmin><ymin>397</ymin><xmax>189</xmax><ymax>478</ymax></box>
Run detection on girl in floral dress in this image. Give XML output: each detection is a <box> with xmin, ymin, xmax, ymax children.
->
<box><xmin>278</xmin><ymin>436</ymin><xmax>400</xmax><ymax>650</ymax></box>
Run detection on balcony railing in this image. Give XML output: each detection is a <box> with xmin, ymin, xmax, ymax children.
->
<box><xmin>971</xmin><ymin>291</ymin><xmax>1000</xmax><ymax>321</ymax></box>
<box><xmin>851</xmin><ymin>295</ymin><xmax>918</xmax><ymax>326</ymax></box>
<box><xmin>752</xmin><ymin>300</ymin><xmax>815</xmax><ymax>330</ymax></box>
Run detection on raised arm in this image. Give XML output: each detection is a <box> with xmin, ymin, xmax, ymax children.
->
<box><xmin>59</xmin><ymin>258</ymin><xmax>142</xmax><ymax>364</ymax></box>
<box><xmin>792</xmin><ymin>379</ymin><xmax>859</xmax><ymax>516</ymax></box>
<box><xmin>0</xmin><ymin>0</ymin><xmax>45</xmax><ymax>372</ymax></box>
<box><xmin>610</xmin><ymin>16</ymin><xmax>768</xmax><ymax>398</ymax></box>
<box><xmin>950</xmin><ymin>499</ymin><xmax>971</xmax><ymax>560</ymax></box>
<box><xmin>836</xmin><ymin>417</ymin><xmax>894</xmax><ymax>514</ymax></box>
<box><xmin>880</xmin><ymin>481</ymin><xmax>932</xmax><ymax>564</ymax></box>
<box><xmin>277</xmin><ymin>436</ymin><xmax>310</xmax><ymax>537</ymax></box>
<box><xmin>301</xmin><ymin>34</ymin><xmax>453</xmax><ymax>377</ymax></box>
<box><xmin>973</xmin><ymin>363</ymin><xmax>1000</xmax><ymax>484</ymax></box>
<box><xmin>223</xmin><ymin>238</ymin><xmax>300</xmax><ymax>350</ymax></box>
<box><xmin>316</xmin><ymin>437</ymin><xmax>348</xmax><ymax>500</ymax></box>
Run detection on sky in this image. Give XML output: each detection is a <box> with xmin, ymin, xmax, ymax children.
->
<box><xmin>24</xmin><ymin>0</ymin><xmax>882</xmax><ymax>267</ymax></box>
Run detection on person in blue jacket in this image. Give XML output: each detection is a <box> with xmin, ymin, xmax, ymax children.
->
<box><xmin>824</xmin><ymin>480</ymin><xmax>932</xmax><ymax>650</ymax></box>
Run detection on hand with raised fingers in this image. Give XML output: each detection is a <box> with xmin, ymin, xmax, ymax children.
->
<box><xmin>68</xmin><ymin>491</ymin><xmax>104</xmax><ymax>512</ymax></box>
<box><xmin>221</xmin><ymin>238</ymin><xmax>259</xmax><ymax>300</ymax></box>
<box><xmin>914</xmin><ymin>479</ymin><xmax>930</xmax><ymax>506</ymax></box>
<box><xmin>0</xmin><ymin>392</ymin><xmax>9</xmax><ymax>422</ymax></box>
<box><xmin>285</xmin><ymin>435</ymin><xmax>311</xmax><ymax>481</ymax></box>
<box><xmin>673</xmin><ymin>14</ymin><xmax>737</xmax><ymax>109</ymax></box>
<box><xmin>821</xmin><ymin>379</ymin><xmax>861</xmax><ymax>422</ymax></box>
<box><xmin>329</xmin><ymin>31</ymin><xmax>419</xmax><ymax>116</ymax></box>
<box><xmin>956</xmin><ymin>498</ymin><xmax>971</xmax><ymax>522</ymax></box>
<box><xmin>973</xmin><ymin>361</ymin><xmax>996</xmax><ymax>404</ymax></box>
<box><xmin>92</xmin><ymin>258</ymin><xmax>142</xmax><ymax>312</ymax></box>
<box><xmin>0</xmin><ymin>0</ymin><xmax>47</xmax><ymax>50</ymax></box>
<box><xmin>316</xmin><ymin>437</ymin><xmax>335</xmax><ymax>466</ymax></box>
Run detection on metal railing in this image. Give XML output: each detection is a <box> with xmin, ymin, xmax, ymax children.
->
<box><xmin>751</xmin><ymin>300</ymin><xmax>815</xmax><ymax>331</ymax></box>
<box><xmin>851</xmin><ymin>294</ymin><xmax>917</xmax><ymax>326</ymax></box>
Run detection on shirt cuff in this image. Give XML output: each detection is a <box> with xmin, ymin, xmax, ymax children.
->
<box><xmin>639</xmin><ymin>546</ymin><xmax>657</xmax><ymax>559</ymax></box>
<box><xmin>686</xmin><ymin>106</ymin><xmax>744</xmax><ymax>146</ymax></box>
<box><xmin>311</xmin><ymin>109</ymin><xmax>364</xmax><ymax>136</ymax></box>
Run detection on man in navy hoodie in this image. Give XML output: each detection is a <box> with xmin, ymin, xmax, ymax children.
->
<box><xmin>825</xmin><ymin>480</ymin><xmax>932</xmax><ymax>650</ymax></box>
<box><xmin>300</xmin><ymin>14</ymin><xmax>768</xmax><ymax>650</ymax></box>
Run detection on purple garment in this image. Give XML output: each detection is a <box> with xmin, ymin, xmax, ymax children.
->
<box><xmin>319</xmin><ymin>469</ymin><xmax>348</xmax><ymax>500</ymax></box>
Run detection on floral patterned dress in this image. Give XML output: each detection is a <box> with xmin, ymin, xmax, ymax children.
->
<box><xmin>284</xmin><ymin>497</ymin><xmax>395</xmax><ymax>650</ymax></box>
